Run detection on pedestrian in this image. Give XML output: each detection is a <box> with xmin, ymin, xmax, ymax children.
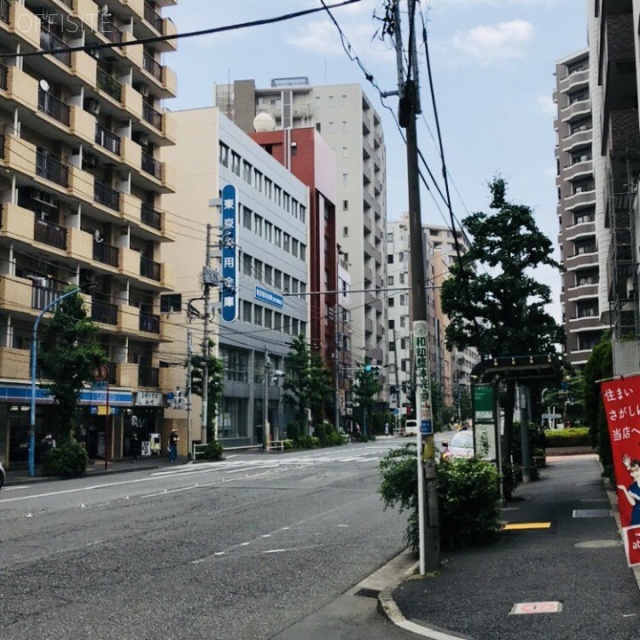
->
<box><xmin>168</xmin><ymin>429</ymin><xmax>179</xmax><ymax>463</ymax></box>
<box><xmin>384</xmin><ymin>422</ymin><xmax>390</xmax><ymax>436</ymax></box>
<box><xmin>131</xmin><ymin>432</ymin><xmax>140</xmax><ymax>461</ymax></box>
<box><xmin>41</xmin><ymin>433</ymin><xmax>56</xmax><ymax>452</ymax></box>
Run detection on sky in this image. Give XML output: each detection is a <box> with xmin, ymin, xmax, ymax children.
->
<box><xmin>161</xmin><ymin>0</ymin><xmax>590</xmax><ymax>320</ymax></box>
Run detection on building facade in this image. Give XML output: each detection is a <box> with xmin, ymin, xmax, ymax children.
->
<box><xmin>0</xmin><ymin>0</ymin><xmax>177</xmax><ymax>465</ymax></box>
<box><xmin>587</xmin><ymin>0</ymin><xmax>640</xmax><ymax>374</ymax></box>
<box><xmin>162</xmin><ymin>107</ymin><xmax>308</xmax><ymax>448</ymax></box>
<box><xmin>216</xmin><ymin>79</ymin><xmax>388</xmax><ymax>371</ymax></box>
<box><xmin>554</xmin><ymin>48</ymin><xmax>605</xmax><ymax>368</ymax></box>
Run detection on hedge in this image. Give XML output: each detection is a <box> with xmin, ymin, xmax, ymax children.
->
<box><xmin>544</xmin><ymin>427</ymin><xmax>591</xmax><ymax>448</ymax></box>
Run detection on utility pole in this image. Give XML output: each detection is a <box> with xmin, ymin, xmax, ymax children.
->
<box><xmin>186</xmin><ymin>328</ymin><xmax>193</xmax><ymax>459</ymax></box>
<box><xmin>391</xmin><ymin>328</ymin><xmax>401</xmax><ymax>435</ymax></box>
<box><xmin>264</xmin><ymin>348</ymin><xmax>271</xmax><ymax>451</ymax></box>
<box><xmin>200</xmin><ymin>223</ymin><xmax>212</xmax><ymax>445</ymax></box>
<box><xmin>394</xmin><ymin>0</ymin><xmax>440</xmax><ymax>573</ymax></box>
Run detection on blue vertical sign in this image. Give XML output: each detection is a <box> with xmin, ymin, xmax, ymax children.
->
<box><xmin>221</xmin><ymin>184</ymin><xmax>238</xmax><ymax>322</ymax></box>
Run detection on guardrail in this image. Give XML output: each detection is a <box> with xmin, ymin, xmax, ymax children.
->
<box><xmin>191</xmin><ymin>443</ymin><xmax>263</xmax><ymax>461</ymax></box>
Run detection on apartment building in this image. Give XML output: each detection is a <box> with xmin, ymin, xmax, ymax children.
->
<box><xmin>162</xmin><ymin>107</ymin><xmax>308</xmax><ymax>448</ymax></box>
<box><xmin>554</xmin><ymin>48</ymin><xmax>605</xmax><ymax>368</ymax></box>
<box><xmin>216</xmin><ymin>79</ymin><xmax>388</xmax><ymax>372</ymax></box>
<box><xmin>0</xmin><ymin>0</ymin><xmax>177</xmax><ymax>465</ymax></box>
<box><xmin>587</xmin><ymin>1</ymin><xmax>640</xmax><ymax>374</ymax></box>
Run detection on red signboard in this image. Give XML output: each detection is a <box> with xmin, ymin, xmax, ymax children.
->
<box><xmin>601</xmin><ymin>375</ymin><xmax>640</xmax><ymax>566</ymax></box>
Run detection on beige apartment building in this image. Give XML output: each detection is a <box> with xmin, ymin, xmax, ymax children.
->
<box><xmin>0</xmin><ymin>0</ymin><xmax>177</xmax><ymax>465</ymax></box>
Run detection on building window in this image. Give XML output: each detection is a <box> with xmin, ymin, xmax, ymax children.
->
<box><xmin>342</xmin><ymin>173</ymin><xmax>348</xmax><ymax>184</ymax></box>
<box><xmin>231</xmin><ymin>152</ymin><xmax>241</xmax><ymax>175</ymax></box>
<box><xmin>299</xmin><ymin>206</ymin><xmax>306</xmax><ymax>224</ymax></box>
<box><xmin>300</xmin><ymin>244</ymin><xmax>306</xmax><ymax>261</ymax></box>
<box><xmin>387</xmin><ymin>254</ymin><xmax>394</xmax><ymax>264</ymax></box>
<box><xmin>329</xmin><ymin>121</ymin><xmax>335</xmax><ymax>132</ymax></box>
<box><xmin>243</xmin><ymin>161</ymin><xmax>252</xmax><ymax>183</ymax></box>
<box><xmin>243</xmin><ymin>206</ymin><xmax>252</xmax><ymax>229</ymax></box>
<box><xmin>343</xmin><ymin>200</ymin><xmax>348</xmax><ymax>211</ymax></box>
<box><xmin>242</xmin><ymin>301</ymin><xmax>252</xmax><ymax>323</ymax></box>
<box><xmin>160</xmin><ymin>293</ymin><xmax>182</xmax><ymax>313</ymax></box>
<box><xmin>274</xmin><ymin>228</ymin><xmax>282</xmax><ymax>248</ymax></box>
<box><xmin>254</xmin><ymin>306</ymin><xmax>263</xmax><ymax>326</ymax></box>
<box><xmin>264</xmin><ymin>264</ymin><xmax>273</xmax><ymax>285</ymax></box>
<box><xmin>265</xmin><ymin>308</ymin><xmax>273</xmax><ymax>329</ymax></box>
<box><xmin>274</xmin><ymin>270</ymin><xmax>282</xmax><ymax>289</ymax></box>
<box><xmin>283</xmin><ymin>233</ymin><xmax>290</xmax><ymax>253</ymax></box>
<box><xmin>254</xmin><ymin>169</ymin><xmax>263</xmax><ymax>191</ymax></box>
<box><xmin>264</xmin><ymin>221</ymin><xmax>273</xmax><ymax>242</ymax></box>
<box><xmin>254</xmin><ymin>214</ymin><xmax>263</xmax><ymax>236</ymax></box>
<box><xmin>388</xmin><ymin>319</ymin><xmax>395</xmax><ymax>329</ymax></box>
<box><xmin>388</xmin><ymin>275</ymin><xmax>394</xmax><ymax>286</ymax></box>
<box><xmin>254</xmin><ymin>259</ymin><xmax>263</xmax><ymax>281</ymax></box>
<box><xmin>343</xmin><ymin>226</ymin><xmax>349</xmax><ymax>237</ymax></box>
<box><xmin>219</xmin><ymin>143</ymin><xmax>229</xmax><ymax>167</ymax></box>
<box><xmin>275</xmin><ymin>312</ymin><xmax>282</xmax><ymax>331</ymax></box>
<box><xmin>399</xmin><ymin>273</ymin><xmax>405</xmax><ymax>284</ymax></box>
<box><xmin>387</xmin><ymin>232</ymin><xmax>393</xmax><ymax>242</ymax></box>
<box><xmin>342</xmin><ymin>121</ymin><xmax>347</xmax><ymax>132</ymax></box>
<box><xmin>291</xmin><ymin>238</ymin><xmax>299</xmax><ymax>258</ymax></box>
<box><xmin>342</xmin><ymin>147</ymin><xmax>348</xmax><ymax>158</ymax></box>
<box><xmin>389</xmin><ymin>297</ymin><xmax>395</xmax><ymax>307</ymax></box>
<box><xmin>243</xmin><ymin>254</ymin><xmax>252</xmax><ymax>276</ymax></box>
<box><xmin>316</xmin><ymin>122</ymin><xmax>321</xmax><ymax>133</ymax></box>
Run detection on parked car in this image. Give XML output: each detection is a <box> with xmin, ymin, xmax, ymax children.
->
<box><xmin>0</xmin><ymin>461</ymin><xmax>5</xmax><ymax>489</ymax></box>
<box><xmin>404</xmin><ymin>420</ymin><xmax>418</xmax><ymax>437</ymax></box>
<box><xmin>440</xmin><ymin>429</ymin><xmax>475</xmax><ymax>462</ymax></box>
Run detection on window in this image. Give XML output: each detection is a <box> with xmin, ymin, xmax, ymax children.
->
<box><xmin>398</xmin><ymin>251</ymin><xmax>405</xmax><ymax>262</ymax></box>
<box><xmin>400</xmin><ymin>315</ymin><xmax>406</xmax><ymax>328</ymax></box>
<box><xmin>388</xmin><ymin>275</ymin><xmax>394</xmax><ymax>286</ymax></box>
<box><xmin>570</xmin><ymin>118</ymin><xmax>591</xmax><ymax>134</ymax></box>
<box><xmin>160</xmin><ymin>293</ymin><xmax>182</xmax><ymax>313</ymax></box>
<box><xmin>265</xmin><ymin>178</ymin><xmax>272</xmax><ymax>198</ymax></box>
<box><xmin>274</xmin><ymin>270</ymin><xmax>282</xmax><ymax>289</ymax></box>
<box><xmin>389</xmin><ymin>297</ymin><xmax>395</xmax><ymax>307</ymax></box>
<box><xmin>264</xmin><ymin>264</ymin><xmax>273</xmax><ymax>285</ymax></box>
<box><xmin>290</xmin><ymin>278</ymin><xmax>298</xmax><ymax>294</ymax></box>
<box><xmin>328</xmin><ymin>95</ymin><xmax>334</xmax><ymax>106</ymax></box>
<box><xmin>399</xmin><ymin>273</ymin><xmax>405</xmax><ymax>284</ymax></box>
<box><xmin>575</xmin><ymin>240</ymin><xmax>596</xmax><ymax>255</ymax></box>
<box><xmin>219</xmin><ymin>143</ymin><xmax>229</xmax><ymax>167</ymax></box>
<box><xmin>343</xmin><ymin>200</ymin><xmax>348</xmax><ymax>211</ymax></box>
<box><xmin>283</xmin><ymin>233</ymin><xmax>290</xmax><ymax>253</ymax></box>
<box><xmin>275</xmin><ymin>312</ymin><xmax>282</xmax><ymax>331</ymax></box>
<box><xmin>342</xmin><ymin>173</ymin><xmax>348</xmax><ymax>184</ymax></box>
<box><xmin>571</xmin><ymin>150</ymin><xmax>592</xmax><ymax>164</ymax></box>
<box><xmin>299</xmin><ymin>206</ymin><xmax>306</xmax><ymax>224</ymax></box>
<box><xmin>292</xmin><ymin>319</ymin><xmax>299</xmax><ymax>336</ymax></box>
<box><xmin>264</xmin><ymin>221</ymin><xmax>273</xmax><ymax>242</ymax></box>
<box><xmin>342</xmin><ymin>147</ymin><xmax>348</xmax><ymax>159</ymax></box>
<box><xmin>387</xmin><ymin>254</ymin><xmax>394</xmax><ymax>264</ymax></box>
<box><xmin>387</xmin><ymin>232</ymin><xmax>393</xmax><ymax>242</ymax></box>
<box><xmin>328</xmin><ymin>121</ymin><xmax>335</xmax><ymax>133</ymax></box>
<box><xmin>242</xmin><ymin>301</ymin><xmax>252</xmax><ymax>323</ymax></box>
<box><xmin>243</xmin><ymin>254</ymin><xmax>252</xmax><ymax>276</ymax></box>
<box><xmin>274</xmin><ymin>185</ymin><xmax>282</xmax><ymax>205</ymax></box>
<box><xmin>291</xmin><ymin>238</ymin><xmax>299</xmax><ymax>258</ymax></box>
<box><xmin>283</xmin><ymin>274</ymin><xmax>290</xmax><ymax>293</ymax></box>
<box><xmin>243</xmin><ymin>161</ymin><xmax>252</xmax><ymax>183</ymax></box>
<box><xmin>388</xmin><ymin>319</ymin><xmax>395</xmax><ymax>329</ymax></box>
<box><xmin>343</xmin><ymin>226</ymin><xmax>349</xmax><ymax>237</ymax></box>
<box><xmin>254</xmin><ymin>306</ymin><xmax>263</xmax><ymax>326</ymax></box>
<box><xmin>254</xmin><ymin>214</ymin><xmax>263</xmax><ymax>236</ymax></box>
<box><xmin>576</xmin><ymin>301</ymin><xmax>598</xmax><ymax>318</ymax></box>
<box><xmin>265</xmin><ymin>309</ymin><xmax>273</xmax><ymax>329</ymax></box>
<box><xmin>283</xmin><ymin>192</ymin><xmax>290</xmax><ymax>212</ymax></box>
<box><xmin>242</xmin><ymin>206</ymin><xmax>252</xmax><ymax>229</ymax></box>
<box><xmin>300</xmin><ymin>244</ymin><xmax>306</xmax><ymax>261</ymax></box>
<box><xmin>574</xmin><ymin>210</ymin><xmax>594</xmax><ymax>225</ymax></box>
<box><xmin>316</xmin><ymin>122</ymin><xmax>321</xmax><ymax>133</ymax></box>
<box><xmin>231</xmin><ymin>152</ymin><xmax>241</xmax><ymax>175</ymax></box>
<box><xmin>274</xmin><ymin>227</ymin><xmax>282</xmax><ymax>248</ymax></box>
<box><xmin>342</xmin><ymin>121</ymin><xmax>347</xmax><ymax>132</ymax></box>
<box><xmin>291</xmin><ymin>200</ymin><xmax>298</xmax><ymax>219</ymax></box>
<box><xmin>254</xmin><ymin>259</ymin><xmax>263</xmax><ymax>281</ymax></box>
<box><xmin>254</xmin><ymin>169</ymin><xmax>263</xmax><ymax>191</ymax></box>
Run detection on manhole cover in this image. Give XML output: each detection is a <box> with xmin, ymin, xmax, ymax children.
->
<box><xmin>573</xmin><ymin>509</ymin><xmax>612</xmax><ymax>518</ymax></box>
<box><xmin>354</xmin><ymin>587</ymin><xmax>381</xmax><ymax>599</ymax></box>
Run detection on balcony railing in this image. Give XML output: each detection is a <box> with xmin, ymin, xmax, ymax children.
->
<box><xmin>32</xmin><ymin>283</ymin><xmax>65</xmax><ymax>311</ymax></box>
<box><xmin>142</xmin><ymin>52</ymin><xmax>163</xmax><ymax>81</ymax></box>
<box><xmin>93</xmin><ymin>239</ymin><xmax>119</xmax><ymax>267</ymax></box>
<box><xmin>98</xmin><ymin>15</ymin><xmax>123</xmax><ymax>44</ymax></box>
<box><xmin>140</xmin><ymin>255</ymin><xmax>161</xmax><ymax>281</ymax></box>
<box><xmin>0</xmin><ymin>132</ymin><xmax>4</xmax><ymax>159</ymax></box>
<box><xmin>141</xmin><ymin>152</ymin><xmax>162</xmax><ymax>179</ymax></box>
<box><xmin>139</xmin><ymin>311</ymin><xmax>160</xmax><ymax>333</ymax></box>
<box><xmin>36</xmin><ymin>151</ymin><xmax>69</xmax><ymax>187</ymax></box>
<box><xmin>95</xmin><ymin>124</ymin><xmax>121</xmax><ymax>155</ymax></box>
<box><xmin>144</xmin><ymin>2</ymin><xmax>163</xmax><ymax>32</ymax></box>
<box><xmin>40</xmin><ymin>28</ymin><xmax>71</xmax><ymax>67</ymax></box>
<box><xmin>141</xmin><ymin>202</ymin><xmax>162</xmax><ymax>230</ymax></box>
<box><xmin>96</xmin><ymin>68</ymin><xmax>122</xmax><ymax>102</ymax></box>
<box><xmin>0</xmin><ymin>63</ymin><xmax>7</xmax><ymax>90</ymax></box>
<box><xmin>0</xmin><ymin>0</ymin><xmax>9</xmax><ymax>24</ymax></box>
<box><xmin>34</xmin><ymin>219</ymin><xmax>67</xmax><ymax>250</ymax></box>
<box><xmin>138</xmin><ymin>366</ymin><xmax>159</xmax><ymax>387</ymax></box>
<box><xmin>91</xmin><ymin>299</ymin><xmax>118</xmax><ymax>325</ymax></box>
<box><xmin>142</xmin><ymin>102</ymin><xmax>163</xmax><ymax>129</ymax></box>
<box><xmin>94</xmin><ymin>179</ymin><xmax>121</xmax><ymax>212</ymax></box>
<box><xmin>38</xmin><ymin>88</ymin><xmax>71</xmax><ymax>126</ymax></box>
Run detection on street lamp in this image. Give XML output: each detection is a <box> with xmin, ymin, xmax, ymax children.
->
<box><xmin>29</xmin><ymin>287</ymin><xmax>81</xmax><ymax>477</ymax></box>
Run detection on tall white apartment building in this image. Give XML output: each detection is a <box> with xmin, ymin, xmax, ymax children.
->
<box><xmin>216</xmin><ymin>79</ymin><xmax>387</xmax><ymax>370</ymax></box>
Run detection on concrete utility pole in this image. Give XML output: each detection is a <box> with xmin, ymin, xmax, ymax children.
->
<box><xmin>186</xmin><ymin>328</ymin><xmax>193</xmax><ymax>459</ymax></box>
<box><xmin>394</xmin><ymin>0</ymin><xmax>440</xmax><ymax>573</ymax></box>
<box><xmin>200</xmin><ymin>223</ymin><xmax>212</xmax><ymax>445</ymax></box>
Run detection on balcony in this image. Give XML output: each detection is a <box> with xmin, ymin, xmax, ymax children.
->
<box><xmin>0</xmin><ymin>0</ymin><xmax>9</xmax><ymax>23</ymax></box>
<box><xmin>96</xmin><ymin>68</ymin><xmax>122</xmax><ymax>102</ymax></box>
<box><xmin>561</xmin><ymin>99</ymin><xmax>591</xmax><ymax>122</ymax></box>
<box><xmin>91</xmin><ymin>299</ymin><xmax>118</xmax><ymax>325</ymax></box>
<box><xmin>40</xmin><ymin>28</ymin><xmax>71</xmax><ymax>67</ymax></box>
<box><xmin>558</xmin><ymin>69</ymin><xmax>588</xmax><ymax>93</ymax></box>
<box><xmin>562</xmin><ymin>160</ymin><xmax>592</xmax><ymax>182</ymax></box>
<box><xmin>93</xmin><ymin>240</ymin><xmax>119</xmax><ymax>267</ymax></box>
<box><xmin>34</xmin><ymin>218</ymin><xmax>67</xmax><ymax>250</ymax></box>
<box><xmin>0</xmin><ymin>346</ymin><xmax>29</xmax><ymax>379</ymax></box>
<box><xmin>138</xmin><ymin>366</ymin><xmax>159</xmax><ymax>387</ymax></box>
<box><xmin>142</xmin><ymin>52</ymin><xmax>163</xmax><ymax>81</ymax></box>
<box><xmin>141</xmin><ymin>202</ymin><xmax>162</xmax><ymax>230</ymax></box>
<box><xmin>32</xmin><ymin>283</ymin><xmax>66</xmax><ymax>311</ymax></box>
<box><xmin>144</xmin><ymin>2</ymin><xmax>163</xmax><ymax>31</ymax></box>
<box><xmin>140</xmin><ymin>255</ymin><xmax>161</xmax><ymax>281</ymax></box>
<box><xmin>95</xmin><ymin>124</ymin><xmax>121</xmax><ymax>155</ymax></box>
<box><xmin>36</xmin><ymin>151</ymin><xmax>69</xmax><ymax>187</ymax></box>
<box><xmin>38</xmin><ymin>89</ymin><xmax>71</xmax><ymax>126</ymax></box>
<box><xmin>141</xmin><ymin>151</ymin><xmax>162</xmax><ymax>179</ymax></box>
<box><xmin>97</xmin><ymin>14</ymin><xmax>123</xmax><ymax>45</ymax></box>
<box><xmin>139</xmin><ymin>311</ymin><xmax>160</xmax><ymax>333</ymax></box>
<box><xmin>142</xmin><ymin>101</ymin><xmax>163</xmax><ymax>129</ymax></box>
<box><xmin>0</xmin><ymin>131</ymin><xmax>4</xmax><ymax>159</ymax></box>
<box><xmin>94</xmin><ymin>179</ymin><xmax>121</xmax><ymax>212</ymax></box>
<box><xmin>0</xmin><ymin>62</ymin><xmax>7</xmax><ymax>90</ymax></box>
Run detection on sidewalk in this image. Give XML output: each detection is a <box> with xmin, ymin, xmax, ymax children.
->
<box><xmin>383</xmin><ymin>454</ymin><xmax>640</xmax><ymax>640</ymax></box>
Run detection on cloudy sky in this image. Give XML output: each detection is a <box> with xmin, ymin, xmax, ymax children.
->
<box><xmin>163</xmin><ymin>0</ymin><xmax>589</xmax><ymax>318</ymax></box>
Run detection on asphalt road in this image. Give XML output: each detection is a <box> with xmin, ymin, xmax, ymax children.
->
<box><xmin>1</xmin><ymin>441</ymin><xmax>412</xmax><ymax>640</ymax></box>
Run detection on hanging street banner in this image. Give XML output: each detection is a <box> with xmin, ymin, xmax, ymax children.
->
<box><xmin>601</xmin><ymin>374</ymin><xmax>640</xmax><ymax>566</ymax></box>
<box><xmin>221</xmin><ymin>184</ymin><xmax>238</xmax><ymax>322</ymax></box>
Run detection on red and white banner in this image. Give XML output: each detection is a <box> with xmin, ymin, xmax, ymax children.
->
<box><xmin>601</xmin><ymin>375</ymin><xmax>640</xmax><ymax>566</ymax></box>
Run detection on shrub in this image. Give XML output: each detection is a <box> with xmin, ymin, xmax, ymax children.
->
<box><xmin>297</xmin><ymin>434</ymin><xmax>315</xmax><ymax>449</ymax></box>
<box><xmin>42</xmin><ymin>440</ymin><xmax>88</xmax><ymax>478</ymax></box>
<box><xmin>283</xmin><ymin>439</ymin><xmax>295</xmax><ymax>450</ymax></box>
<box><xmin>544</xmin><ymin>427</ymin><xmax>591</xmax><ymax>448</ymax></box>
<box><xmin>286</xmin><ymin>422</ymin><xmax>301</xmax><ymax>442</ymax></box>
<box><xmin>313</xmin><ymin>422</ymin><xmax>327</xmax><ymax>444</ymax></box>
<box><xmin>201</xmin><ymin>439</ymin><xmax>224</xmax><ymax>461</ymax></box>
<box><xmin>379</xmin><ymin>445</ymin><xmax>502</xmax><ymax>551</ymax></box>
<box><xmin>501</xmin><ymin>462</ymin><xmax>520</xmax><ymax>501</ymax></box>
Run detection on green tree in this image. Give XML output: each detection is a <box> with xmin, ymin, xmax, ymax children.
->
<box><xmin>39</xmin><ymin>289</ymin><xmax>106</xmax><ymax>440</ymax></box>
<box><xmin>583</xmin><ymin>336</ymin><xmax>613</xmax><ymax>475</ymax></box>
<box><xmin>283</xmin><ymin>334</ymin><xmax>312</xmax><ymax>432</ymax></box>
<box><xmin>441</xmin><ymin>178</ymin><xmax>564</xmax><ymax>459</ymax></box>
<box><xmin>308</xmin><ymin>351</ymin><xmax>335</xmax><ymax>426</ymax></box>
<box><xmin>353</xmin><ymin>364</ymin><xmax>383</xmax><ymax>438</ymax></box>
<box><xmin>187</xmin><ymin>340</ymin><xmax>224</xmax><ymax>441</ymax></box>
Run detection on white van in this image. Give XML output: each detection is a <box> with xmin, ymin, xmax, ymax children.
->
<box><xmin>404</xmin><ymin>420</ymin><xmax>418</xmax><ymax>437</ymax></box>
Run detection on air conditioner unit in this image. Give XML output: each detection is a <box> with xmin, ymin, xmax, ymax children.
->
<box><xmin>85</xmin><ymin>98</ymin><xmax>100</xmax><ymax>115</ymax></box>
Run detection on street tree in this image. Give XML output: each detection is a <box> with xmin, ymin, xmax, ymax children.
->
<box><xmin>308</xmin><ymin>351</ymin><xmax>335</xmax><ymax>426</ymax></box>
<box><xmin>353</xmin><ymin>365</ymin><xmax>383</xmax><ymax>437</ymax></box>
<box><xmin>187</xmin><ymin>339</ymin><xmax>224</xmax><ymax>440</ymax></box>
<box><xmin>440</xmin><ymin>178</ymin><xmax>565</xmax><ymax>458</ymax></box>
<box><xmin>39</xmin><ymin>289</ymin><xmax>106</xmax><ymax>440</ymax></box>
<box><xmin>283</xmin><ymin>334</ymin><xmax>312</xmax><ymax>433</ymax></box>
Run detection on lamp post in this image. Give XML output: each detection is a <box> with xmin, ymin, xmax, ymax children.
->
<box><xmin>29</xmin><ymin>287</ymin><xmax>81</xmax><ymax>477</ymax></box>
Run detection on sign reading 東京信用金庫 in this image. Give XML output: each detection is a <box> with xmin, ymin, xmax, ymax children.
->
<box><xmin>221</xmin><ymin>184</ymin><xmax>238</xmax><ymax>322</ymax></box>
<box><xmin>601</xmin><ymin>374</ymin><xmax>640</xmax><ymax>566</ymax></box>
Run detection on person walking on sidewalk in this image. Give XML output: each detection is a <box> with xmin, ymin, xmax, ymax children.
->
<box><xmin>168</xmin><ymin>429</ymin><xmax>179</xmax><ymax>463</ymax></box>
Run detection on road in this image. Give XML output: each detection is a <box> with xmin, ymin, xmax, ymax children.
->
<box><xmin>1</xmin><ymin>440</ymin><xmax>415</xmax><ymax>640</ymax></box>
